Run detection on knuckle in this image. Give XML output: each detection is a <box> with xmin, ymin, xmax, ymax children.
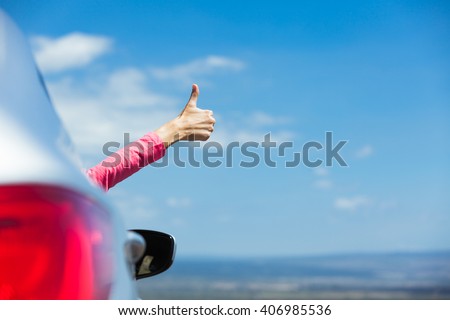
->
<box><xmin>203</xmin><ymin>131</ymin><xmax>212</xmax><ymax>140</ymax></box>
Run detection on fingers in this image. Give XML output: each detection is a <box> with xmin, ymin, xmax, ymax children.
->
<box><xmin>206</xmin><ymin>110</ymin><xmax>216</xmax><ymax>126</ymax></box>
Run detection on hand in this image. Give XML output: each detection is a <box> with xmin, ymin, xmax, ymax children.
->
<box><xmin>178</xmin><ymin>84</ymin><xmax>216</xmax><ymax>141</ymax></box>
<box><xmin>155</xmin><ymin>84</ymin><xmax>216</xmax><ymax>147</ymax></box>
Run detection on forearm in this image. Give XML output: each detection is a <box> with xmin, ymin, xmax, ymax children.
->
<box><xmin>86</xmin><ymin>132</ymin><xmax>166</xmax><ymax>191</ymax></box>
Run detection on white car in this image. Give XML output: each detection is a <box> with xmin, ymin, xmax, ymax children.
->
<box><xmin>0</xmin><ymin>9</ymin><xmax>175</xmax><ymax>300</ymax></box>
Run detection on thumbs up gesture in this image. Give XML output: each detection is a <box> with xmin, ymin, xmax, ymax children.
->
<box><xmin>155</xmin><ymin>84</ymin><xmax>216</xmax><ymax>147</ymax></box>
<box><xmin>178</xmin><ymin>84</ymin><xmax>216</xmax><ymax>141</ymax></box>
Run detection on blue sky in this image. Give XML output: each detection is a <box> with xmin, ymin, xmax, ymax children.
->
<box><xmin>3</xmin><ymin>0</ymin><xmax>449</xmax><ymax>257</ymax></box>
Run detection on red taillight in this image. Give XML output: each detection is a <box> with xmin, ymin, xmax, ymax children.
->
<box><xmin>0</xmin><ymin>184</ymin><xmax>114</xmax><ymax>299</ymax></box>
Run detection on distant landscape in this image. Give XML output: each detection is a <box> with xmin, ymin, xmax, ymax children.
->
<box><xmin>138</xmin><ymin>251</ymin><xmax>450</xmax><ymax>299</ymax></box>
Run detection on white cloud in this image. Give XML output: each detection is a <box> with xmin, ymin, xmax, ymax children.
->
<box><xmin>211</xmin><ymin>111</ymin><xmax>295</xmax><ymax>145</ymax></box>
<box><xmin>102</xmin><ymin>68</ymin><xmax>173</xmax><ymax>107</ymax></box>
<box><xmin>166</xmin><ymin>197</ymin><xmax>192</xmax><ymax>208</ymax></box>
<box><xmin>150</xmin><ymin>55</ymin><xmax>245</xmax><ymax>85</ymax></box>
<box><xmin>334</xmin><ymin>196</ymin><xmax>372</xmax><ymax>211</ymax></box>
<box><xmin>249</xmin><ymin>111</ymin><xmax>291</xmax><ymax>127</ymax></box>
<box><xmin>313</xmin><ymin>167</ymin><xmax>329</xmax><ymax>176</ymax></box>
<box><xmin>47</xmin><ymin>68</ymin><xmax>178</xmax><ymax>158</ymax></box>
<box><xmin>355</xmin><ymin>145</ymin><xmax>374</xmax><ymax>159</ymax></box>
<box><xmin>109</xmin><ymin>191</ymin><xmax>159</xmax><ymax>228</ymax></box>
<box><xmin>378</xmin><ymin>200</ymin><xmax>398</xmax><ymax>211</ymax></box>
<box><xmin>314</xmin><ymin>179</ymin><xmax>333</xmax><ymax>189</ymax></box>
<box><xmin>32</xmin><ymin>32</ymin><xmax>112</xmax><ymax>73</ymax></box>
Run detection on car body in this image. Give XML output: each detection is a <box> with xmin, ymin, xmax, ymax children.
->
<box><xmin>0</xmin><ymin>9</ymin><xmax>173</xmax><ymax>299</ymax></box>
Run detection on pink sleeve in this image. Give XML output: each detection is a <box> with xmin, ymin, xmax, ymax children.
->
<box><xmin>86</xmin><ymin>132</ymin><xmax>166</xmax><ymax>191</ymax></box>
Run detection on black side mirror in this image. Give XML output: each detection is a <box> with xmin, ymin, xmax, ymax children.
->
<box><xmin>129</xmin><ymin>230</ymin><xmax>176</xmax><ymax>279</ymax></box>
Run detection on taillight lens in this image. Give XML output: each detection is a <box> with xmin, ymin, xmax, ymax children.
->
<box><xmin>0</xmin><ymin>184</ymin><xmax>114</xmax><ymax>299</ymax></box>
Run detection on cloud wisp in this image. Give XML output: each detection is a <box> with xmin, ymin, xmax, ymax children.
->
<box><xmin>334</xmin><ymin>196</ymin><xmax>372</xmax><ymax>211</ymax></box>
<box><xmin>47</xmin><ymin>67</ymin><xmax>178</xmax><ymax>157</ymax></box>
<box><xmin>355</xmin><ymin>145</ymin><xmax>374</xmax><ymax>159</ymax></box>
<box><xmin>166</xmin><ymin>197</ymin><xmax>192</xmax><ymax>208</ymax></box>
<box><xmin>32</xmin><ymin>32</ymin><xmax>113</xmax><ymax>73</ymax></box>
<box><xmin>150</xmin><ymin>55</ymin><xmax>245</xmax><ymax>85</ymax></box>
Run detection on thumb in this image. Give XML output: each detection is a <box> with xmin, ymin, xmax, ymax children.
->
<box><xmin>187</xmin><ymin>84</ymin><xmax>199</xmax><ymax>106</ymax></box>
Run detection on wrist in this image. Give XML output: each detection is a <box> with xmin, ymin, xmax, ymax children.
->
<box><xmin>154</xmin><ymin>118</ymin><xmax>186</xmax><ymax>148</ymax></box>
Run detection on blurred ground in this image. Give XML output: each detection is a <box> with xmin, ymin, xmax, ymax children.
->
<box><xmin>138</xmin><ymin>251</ymin><xmax>450</xmax><ymax>299</ymax></box>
